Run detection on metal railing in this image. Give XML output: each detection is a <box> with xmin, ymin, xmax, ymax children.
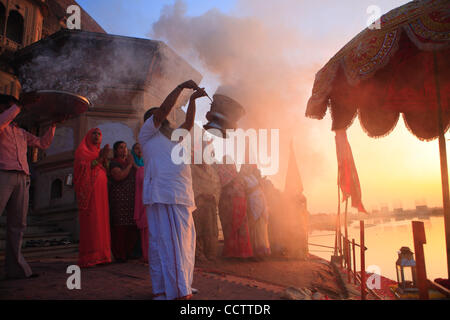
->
<box><xmin>309</xmin><ymin>220</ymin><xmax>372</xmax><ymax>299</ymax></box>
<box><xmin>340</xmin><ymin>220</ymin><xmax>368</xmax><ymax>300</ymax></box>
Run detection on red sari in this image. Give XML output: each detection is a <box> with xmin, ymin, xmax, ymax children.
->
<box><xmin>73</xmin><ymin>128</ymin><xmax>111</xmax><ymax>268</ymax></box>
<box><xmin>216</xmin><ymin>164</ymin><xmax>253</xmax><ymax>258</ymax></box>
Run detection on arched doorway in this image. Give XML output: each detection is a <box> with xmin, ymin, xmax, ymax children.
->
<box><xmin>6</xmin><ymin>10</ymin><xmax>24</xmax><ymax>44</ymax></box>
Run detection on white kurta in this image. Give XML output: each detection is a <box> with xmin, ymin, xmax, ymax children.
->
<box><xmin>138</xmin><ymin>115</ymin><xmax>195</xmax><ymax>209</ymax></box>
<box><xmin>139</xmin><ymin>115</ymin><xmax>196</xmax><ymax>300</ymax></box>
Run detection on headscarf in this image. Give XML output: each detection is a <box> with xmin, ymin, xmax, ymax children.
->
<box><xmin>214</xmin><ymin>156</ymin><xmax>239</xmax><ymax>187</ymax></box>
<box><xmin>215</xmin><ymin>163</ymin><xmax>238</xmax><ymax>187</ymax></box>
<box><xmin>131</xmin><ymin>144</ymin><xmax>144</xmax><ymax>167</ymax></box>
<box><xmin>73</xmin><ymin>128</ymin><xmax>102</xmax><ymax>211</ymax></box>
<box><xmin>240</xmin><ymin>163</ymin><xmax>268</xmax><ymax>221</ymax></box>
<box><xmin>240</xmin><ymin>163</ymin><xmax>259</xmax><ymax>177</ymax></box>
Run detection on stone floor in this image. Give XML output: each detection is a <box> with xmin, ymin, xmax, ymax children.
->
<box><xmin>0</xmin><ymin>255</ymin><xmax>282</xmax><ymax>300</ymax></box>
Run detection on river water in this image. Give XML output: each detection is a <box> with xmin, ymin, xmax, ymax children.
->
<box><xmin>309</xmin><ymin>216</ymin><xmax>447</xmax><ymax>281</ymax></box>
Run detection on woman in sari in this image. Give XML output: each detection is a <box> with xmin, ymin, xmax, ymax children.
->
<box><xmin>240</xmin><ymin>164</ymin><xmax>271</xmax><ymax>258</ymax></box>
<box><xmin>73</xmin><ymin>128</ymin><xmax>112</xmax><ymax>268</ymax></box>
<box><xmin>215</xmin><ymin>157</ymin><xmax>253</xmax><ymax>258</ymax></box>
<box><xmin>109</xmin><ymin>141</ymin><xmax>139</xmax><ymax>262</ymax></box>
<box><xmin>132</xmin><ymin>142</ymin><xmax>148</xmax><ymax>263</ymax></box>
<box><xmin>191</xmin><ymin>163</ymin><xmax>221</xmax><ymax>261</ymax></box>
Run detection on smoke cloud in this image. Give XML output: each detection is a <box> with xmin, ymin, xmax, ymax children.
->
<box><xmin>18</xmin><ymin>36</ymin><xmax>151</xmax><ymax>106</ymax></box>
<box><xmin>149</xmin><ymin>0</ymin><xmax>333</xmax><ymax>202</ymax></box>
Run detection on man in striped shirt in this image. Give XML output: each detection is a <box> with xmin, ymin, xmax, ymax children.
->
<box><xmin>0</xmin><ymin>94</ymin><xmax>56</xmax><ymax>279</ymax></box>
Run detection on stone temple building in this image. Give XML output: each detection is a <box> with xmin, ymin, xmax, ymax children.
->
<box><xmin>0</xmin><ymin>0</ymin><xmax>201</xmax><ymax>254</ymax></box>
<box><xmin>0</xmin><ymin>0</ymin><xmax>104</xmax><ymax>98</ymax></box>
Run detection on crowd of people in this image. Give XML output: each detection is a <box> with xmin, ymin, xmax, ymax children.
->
<box><xmin>71</xmin><ymin>80</ymin><xmax>284</xmax><ymax>300</ymax></box>
<box><xmin>71</xmin><ymin>80</ymin><xmax>206</xmax><ymax>300</ymax></box>
<box><xmin>0</xmin><ymin>80</ymin><xmax>307</xmax><ymax>300</ymax></box>
<box><xmin>74</xmin><ymin>133</ymin><xmax>147</xmax><ymax>267</ymax></box>
<box><xmin>191</xmin><ymin>158</ymin><xmax>273</xmax><ymax>263</ymax></box>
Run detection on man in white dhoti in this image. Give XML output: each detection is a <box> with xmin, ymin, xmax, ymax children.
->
<box><xmin>138</xmin><ymin>80</ymin><xmax>207</xmax><ymax>300</ymax></box>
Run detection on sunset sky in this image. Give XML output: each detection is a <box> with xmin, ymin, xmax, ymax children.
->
<box><xmin>77</xmin><ymin>0</ymin><xmax>449</xmax><ymax>214</ymax></box>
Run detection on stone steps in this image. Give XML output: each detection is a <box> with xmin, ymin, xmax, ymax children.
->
<box><xmin>0</xmin><ymin>231</ymin><xmax>73</xmax><ymax>250</ymax></box>
<box><xmin>0</xmin><ymin>211</ymin><xmax>78</xmax><ymax>258</ymax></box>
<box><xmin>0</xmin><ymin>244</ymin><xmax>79</xmax><ymax>262</ymax></box>
<box><xmin>0</xmin><ymin>223</ymin><xmax>61</xmax><ymax>236</ymax></box>
<box><xmin>0</xmin><ymin>214</ymin><xmax>75</xmax><ymax>252</ymax></box>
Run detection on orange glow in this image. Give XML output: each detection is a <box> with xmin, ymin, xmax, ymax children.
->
<box><xmin>150</xmin><ymin>0</ymin><xmax>448</xmax><ymax>214</ymax></box>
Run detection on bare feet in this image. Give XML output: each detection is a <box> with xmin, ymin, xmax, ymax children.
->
<box><xmin>151</xmin><ymin>293</ymin><xmax>166</xmax><ymax>300</ymax></box>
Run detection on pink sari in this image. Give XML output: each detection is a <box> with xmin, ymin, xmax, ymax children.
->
<box><xmin>134</xmin><ymin>166</ymin><xmax>148</xmax><ymax>263</ymax></box>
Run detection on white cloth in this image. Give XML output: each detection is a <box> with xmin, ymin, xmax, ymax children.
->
<box><xmin>147</xmin><ymin>203</ymin><xmax>196</xmax><ymax>300</ymax></box>
<box><xmin>138</xmin><ymin>115</ymin><xmax>195</xmax><ymax>209</ymax></box>
<box><xmin>242</xmin><ymin>174</ymin><xmax>269</xmax><ymax>221</ymax></box>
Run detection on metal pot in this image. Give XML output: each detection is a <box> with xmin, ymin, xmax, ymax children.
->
<box><xmin>203</xmin><ymin>94</ymin><xmax>245</xmax><ymax>138</ymax></box>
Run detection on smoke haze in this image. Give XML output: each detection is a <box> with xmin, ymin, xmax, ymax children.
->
<box><xmin>147</xmin><ymin>0</ymin><xmax>448</xmax><ymax>216</ymax></box>
<box><xmin>150</xmin><ymin>0</ymin><xmax>330</xmax><ymax>203</ymax></box>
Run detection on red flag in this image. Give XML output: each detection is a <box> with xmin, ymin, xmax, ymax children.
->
<box><xmin>335</xmin><ymin>130</ymin><xmax>367</xmax><ymax>213</ymax></box>
<box><xmin>284</xmin><ymin>141</ymin><xmax>303</xmax><ymax>196</ymax></box>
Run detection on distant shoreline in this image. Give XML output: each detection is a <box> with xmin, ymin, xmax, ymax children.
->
<box><xmin>309</xmin><ymin>209</ymin><xmax>444</xmax><ymax>232</ymax></box>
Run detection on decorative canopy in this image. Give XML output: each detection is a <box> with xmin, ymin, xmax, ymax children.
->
<box><xmin>306</xmin><ymin>0</ymin><xmax>450</xmax><ymax>141</ymax></box>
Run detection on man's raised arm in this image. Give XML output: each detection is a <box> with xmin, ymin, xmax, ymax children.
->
<box><xmin>0</xmin><ymin>104</ymin><xmax>21</xmax><ymax>132</ymax></box>
<box><xmin>24</xmin><ymin>123</ymin><xmax>56</xmax><ymax>149</ymax></box>
<box><xmin>179</xmin><ymin>88</ymin><xmax>207</xmax><ymax>132</ymax></box>
<box><xmin>153</xmin><ymin>80</ymin><xmax>200</xmax><ymax>128</ymax></box>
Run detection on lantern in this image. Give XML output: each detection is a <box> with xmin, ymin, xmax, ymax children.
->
<box><xmin>396</xmin><ymin>247</ymin><xmax>418</xmax><ymax>293</ymax></box>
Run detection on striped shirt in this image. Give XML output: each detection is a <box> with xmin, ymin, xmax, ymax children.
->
<box><xmin>0</xmin><ymin>105</ymin><xmax>55</xmax><ymax>175</ymax></box>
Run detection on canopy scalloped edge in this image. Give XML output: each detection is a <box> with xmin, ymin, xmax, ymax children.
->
<box><xmin>356</xmin><ymin>108</ymin><xmax>400</xmax><ymax>139</ymax></box>
<box><xmin>331</xmin><ymin>106</ymin><xmax>449</xmax><ymax>142</ymax></box>
<box><xmin>306</xmin><ymin>0</ymin><xmax>450</xmax><ymax>141</ymax></box>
